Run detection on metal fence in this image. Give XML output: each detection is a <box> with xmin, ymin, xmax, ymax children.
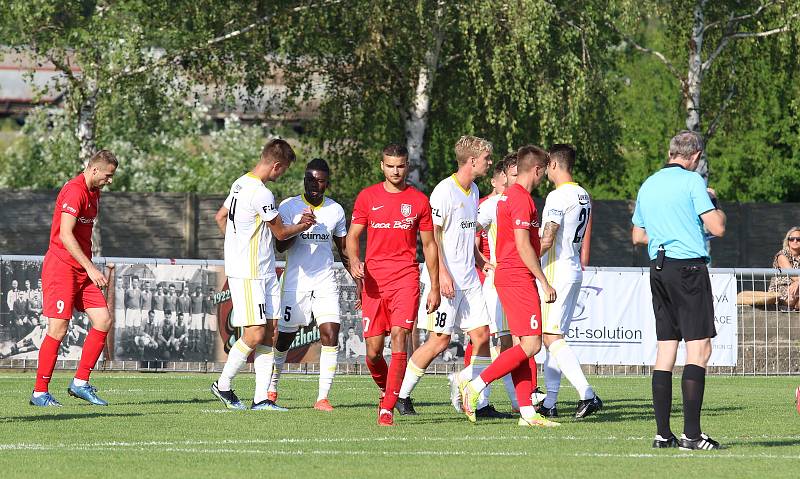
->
<box><xmin>1</xmin><ymin>255</ymin><xmax>798</xmax><ymax>376</ymax></box>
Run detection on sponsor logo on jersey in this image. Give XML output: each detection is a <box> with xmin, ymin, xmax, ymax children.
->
<box><xmin>62</xmin><ymin>202</ymin><xmax>77</xmax><ymax>214</ymax></box>
<box><xmin>515</xmin><ymin>219</ymin><xmax>531</xmax><ymax>227</ymax></box>
<box><xmin>300</xmin><ymin>231</ymin><xmax>331</xmax><ymax>241</ymax></box>
<box><xmin>371</xmin><ymin>205</ymin><xmax>384</xmax><ymax>211</ymax></box>
<box><xmin>233</xmin><ymin>184</ymin><xmax>242</xmax><ymax>193</ymax></box>
<box><xmin>460</xmin><ymin>220</ymin><xmax>477</xmax><ymax>229</ymax></box>
<box><xmin>400</xmin><ymin>203</ymin><xmax>412</xmax><ymax>217</ymax></box>
<box><xmin>578</xmin><ymin>194</ymin><xmax>590</xmax><ymax>205</ymax></box>
<box><xmin>547</xmin><ymin>209</ymin><xmax>564</xmax><ymax>217</ymax></box>
<box><xmin>77</xmin><ymin>216</ymin><xmax>95</xmax><ymax>224</ymax></box>
<box><xmin>370</xmin><ymin>216</ymin><xmax>417</xmax><ymax>230</ymax></box>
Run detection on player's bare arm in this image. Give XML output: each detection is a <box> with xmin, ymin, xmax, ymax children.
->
<box><xmin>631</xmin><ymin>226</ymin><xmax>649</xmax><ymax>245</ymax></box>
<box><xmin>345</xmin><ymin>222</ymin><xmax>366</xmax><ymax>279</ymax></box>
<box><xmin>215</xmin><ymin>206</ymin><xmax>228</xmax><ymax>235</ymax></box>
<box><xmin>420</xmin><ymin>229</ymin><xmax>441</xmax><ymax>313</ymax></box>
<box><xmin>513</xmin><ymin>228</ymin><xmax>556</xmax><ymax>303</ymax></box>
<box><xmin>59</xmin><ymin>213</ymin><xmax>107</xmax><ymax>288</ymax></box>
<box><xmin>333</xmin><ymin>234</ymin><xmax>351</xmax><ymax>274</ymax></box>
<box><xmin>700</xmin><ymin>203</ymin><xmax>726</xmax><ymax>238</ymax></box>
<box><xmin>540</xmin><ymin>221</ymin><xmax>560</xmax><ymax>254</ymax></box>
<box><xmin>267</xmin><ymin>211</ymin><xmax>316</xmax><ymax>241</ymax></box>
<box><xmin>474</xmin><ymin>243</ymin><xmax>492</xmax><ymax>272</ymax></box>
<box><xmin>433</xmin><ymin>225</ymin><xmax>455</xmax><ymax>299</ymax></box>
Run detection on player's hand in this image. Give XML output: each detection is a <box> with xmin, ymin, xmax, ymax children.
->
<box><xmin>88</xmin><ymin>265</ymin><xmax>108</xmax><ymax>288</ymax></box>
<box><xmin>426</xmin><ymin>286</ymin><xmax>441</xmax><ymax>314</ymax></box>
<box><xmin>541</xmin><ymin>282</ymin><xmax>557</xmax><ymax>304</ymax></box>
<box><xmin>482</xmin><ymin>262</ymin><xmax>495</xmax><ymax>273</ymax></box>
<box><xmin>349</xmin><ymin>260</ymin><xmax>365</xmax><ymax>280</ymax></box>
<box><xmin>299</xmin><ymin>211</ymin><xmax>316</xmax><ymax>229</ymax></box>
<box><xmin>439</xmin><ymin>271</ymin><xmax>455</xmax><ymax>299</ymax></box>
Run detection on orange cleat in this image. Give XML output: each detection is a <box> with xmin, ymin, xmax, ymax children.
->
<box><xmin>378</xmin><ymin>408</ymin><xmax>394</xmax><ymax>426</ymax></box>
<box><xmin>267</xmin><ymin>391</ymin><xmax>277</xmax><ymax>403</ymax></box>
<box><xmin>314</xmin><ymin>398</ymin><xmax>334</xmax><ymax>412</ymax></box>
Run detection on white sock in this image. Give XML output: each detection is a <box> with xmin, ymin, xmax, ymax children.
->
<box><xmin>471</xmin><ymin>356</ymin><xmax>492</xmax><ymax>409</ymax></box>
<box><xmin>72</xmin><ymin>378</ymin><xmax>88</xmax><ymax>387</ymax></box>
<box><xmin>399</xmin><ymin>360</ymin><xmax>425</xmax><ymax>399</ymax></box>
<box><xmin>456</xmin><ymin>364</ymin><xmax>473</xmax><ymax>383</ymax></box>
<box><xmin>502</xmin><ymin>374</ymin><xmax>519</xmax><ymax>409</ymax></box>
<box><xmin>217</xmin><ymin>338</ymin><xmax>253</xmax><ymax>391</ymax></box>
<box><xmin>468</xmin><ymin>375</ymin><xmax>487</xmax><ymax>394</ymax></box>
<box><xmin>520</xmin><ymin>405</ymin><xmax>536</xmax><ymax>418</ymax></box>
<box><xmin>253</xmin><ymin>344</ymin><xmax>274</xmax><ymax>404</ymax></box>
<box><xmin>32</xmin><ymin>391</ymin><xmax>45</xmax><ymax>398</ymax></box>
<box><xmin>318</xmin><ymin>345</ymin><xmax>338</xmax><ymax>401</ymax></box>
<box><xmin>550</xmin><ymin>339</ymin><xmax>593</xmax><ymax>400</ymax></box>
<box><xmin>269</xmin><ymin>349</ymin><xmax>288</xmax><ymax>394</ymax></box>
<box><xmin>543</xmin><ymin>352</ymin><xmax>561</xmax><ymax>409</ymax></box>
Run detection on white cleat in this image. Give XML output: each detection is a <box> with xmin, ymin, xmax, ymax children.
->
<box><xmin>447</xmin><ymin>372</ymin><xmax>462</xmax><ymax>412</ymax></box>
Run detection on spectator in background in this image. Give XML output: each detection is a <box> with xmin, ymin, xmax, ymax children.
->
<box><xmin>28</xmin><ymin>279</ymin><xmax>44</xmax><ymax>319</ymax></box>
<box><xmin>736</xmin><ymin>226</ymin><xmax>800</xmax><ymax>310</ymax></box>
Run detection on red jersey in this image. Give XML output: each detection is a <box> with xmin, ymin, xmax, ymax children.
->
<box><xmin>476</xmin><ymin>195</ymin><xmax>492</xmax><ymax>284</ymax></box>
<box><xmin>494</xmin><ymin>183</ymin><xmax>540</xmax><ymax>286</ymax></box>
<box><xmin>48</xmin><ymin>173</ymin><xmax>100</xmax><ymax>269</ymax></box>
<box><xmin>352</xmin><ymin>182</ymin><xmax>433</xmax><ymax>292</ymax></box>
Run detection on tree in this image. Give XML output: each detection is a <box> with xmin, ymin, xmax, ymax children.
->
<box><xmin>612</xmin><ymin>0</ymin><xmax>800</xmax><ymax>178</ymax></box>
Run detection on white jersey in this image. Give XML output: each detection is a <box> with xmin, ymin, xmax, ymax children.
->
<box><xmin>540</xmin><ymin>182</ymin><xmax>591</xmax><ymax>282</ymax></box>
<box><xmin>477</xmin><ymin>194</ymin><xmax>502</xmax><ymax>264</ymax></box>
<box><xmin>279</xmin><ymin>195</ymin><xmax>347</xmax><ymax>291</ymax></box>
<box><xmin>223</xmin><ymin>173</ymin><xmax>279</xmax><ymax>279</ymax></box>
<box><xmin>429</xmin><ymin>174</ymin><xmax>481</xmax><ymax>290</ymax></box>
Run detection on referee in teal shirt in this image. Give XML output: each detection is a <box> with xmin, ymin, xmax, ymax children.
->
<box><xmin>632</xmin><ymin>130</ymin><xmax>727</xmax><ymax>451</ymax></box>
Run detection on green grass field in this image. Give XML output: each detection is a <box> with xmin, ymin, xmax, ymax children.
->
<box><xmin>1</xmin><ymin>372</ymin><xmax>799</xmax><ymax>478</ymax></box>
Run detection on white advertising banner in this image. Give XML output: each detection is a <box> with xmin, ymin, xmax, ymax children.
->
<box><xmin>533</xmin><ymin>271</ymin><xmax>738</xmax><ymax>366</ymax></box>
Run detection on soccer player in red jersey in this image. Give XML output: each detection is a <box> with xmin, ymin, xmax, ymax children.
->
<box><xmin>460</xmin><ymin>145</ymin><xmax>559</xmax><ymax>427</ymax></box>
<box><xmin>30</xmin><ymin>150</ymin><xmax>118</xmax><ymax>407</ymax></box>
<box><xmin>346</xmin><ymin>143</ymin><xmax>440</xmax><ymax>426</ymax></box>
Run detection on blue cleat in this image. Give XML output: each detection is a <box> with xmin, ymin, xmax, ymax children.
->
<box><xmin>30</xmin><ymin>391</ymin><xmax>63</xmax><ymax>407</ymax></box>
<box><xmin>67</xmin><ymin>380</ymin><xmax>108</xmax><ymax>406</ymax></box>
<box><xmin>211</xmin><ymin>381</ymin><xmax>246</xmax><ymax>410</ymax></box>
<box><xmin>251</xmin><ymin>399</ymin><xmax>288</xmax><ymax>411</ymax></box>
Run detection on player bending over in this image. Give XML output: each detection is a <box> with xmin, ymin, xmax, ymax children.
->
<box><xmin>211</xmin><ymin>139</ymin><xmax>315</xmax><ymax>411</ymax></box>
<box><xmin>346</xmin><ymin>143</ymin><xmax>440</xmax><ymax>426</ymax></box>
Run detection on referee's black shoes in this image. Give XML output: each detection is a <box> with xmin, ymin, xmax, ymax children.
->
<box><xmin>678</xmin><ymin>433</ymin><xmax>721</xmax><ymax>450</ymax></box>
<box><xmin>652</xmin><ymin>435</ymin><xmax>679</xmax><ymax>448</ymax></box>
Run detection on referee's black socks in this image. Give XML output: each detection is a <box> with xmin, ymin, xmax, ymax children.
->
<box><xmin>681</xmin><ymin>364</ymin><xmax>706</xmax><ymax>439</ymax></box>
<box><xmin>652</xmin><ymin>370</ymin><xmax>673</xmax><ymax>439</ymax></box>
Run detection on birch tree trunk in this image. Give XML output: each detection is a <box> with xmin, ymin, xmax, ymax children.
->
<box><xmin>75</xmin><ymin>84</ymin><xmax>104</xmax><ymax>256</ymax></box>
<box><xmin>686</xmin><ymin>0</ymin><xmax>708</xmax><ymax>179</ymax></box>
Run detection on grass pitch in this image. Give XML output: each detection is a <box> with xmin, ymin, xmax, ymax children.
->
<box><xmin>1</xmin><ymin>372</ymin><xmax>798</xmax><ymax>478</ymax></box>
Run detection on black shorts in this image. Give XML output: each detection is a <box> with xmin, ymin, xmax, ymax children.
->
<box><xmin>649</xmin><ymin>258</ymin><xmax>716</xmax><ymax>341</ymax></box>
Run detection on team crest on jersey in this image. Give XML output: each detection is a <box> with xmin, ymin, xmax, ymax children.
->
<box><xmin>400</xmin><ymin>203</ymin><xmax>412</xmax><ymax>217</ymax></box>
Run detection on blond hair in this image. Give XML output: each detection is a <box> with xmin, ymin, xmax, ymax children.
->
<box><xmin>454</xmin><ymin>135</ymin><xmax>493</xmax><ymax>166</ymax></box>
<box><xmin>783</xmin><ymin>226</ymin><xmax>800</xmax><ymax>250</ymax></box>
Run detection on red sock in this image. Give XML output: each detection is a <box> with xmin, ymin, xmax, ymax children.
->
<box><xmin>479</xmin><ymin>344</ymin><xmax>528</xmax><ymax>385</ymax></box>
<box><xmin>380</xmin><ymin>352</ymin><xmax>407</xmax><ymax>411</ymax></box>
<box><xmin>512</xmin><ymin>359</ymin><xmax>534</xmax><ymax>407</ymax></box>
<box><xmin>365</xmin><ymin>355</ymin><xmax>389</xmax><ymax>392</ymax></box>
<box><xmin>529</xmin><ymin>356</ymin><xmax>538</xmax><ymax>390</ymax></box>
<box><xmin>464</xmin><ymin>342</ymin><xmax>473</xmax><ymax>367</ymax></box>
<box><xmin>34</xmin><ymin>334</ymin><xmax>62</xmax><ymax>392</ymax></box>
<box><xmin>75</xmin><ymin>328</ymin><xmax>108</xmax><ymax>381</ymax></box>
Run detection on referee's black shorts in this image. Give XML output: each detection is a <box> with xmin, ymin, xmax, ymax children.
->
<box><xmin>649</xmin><ymin>258</ymin><xmax>716</xmax><ymax>341</ymax></box>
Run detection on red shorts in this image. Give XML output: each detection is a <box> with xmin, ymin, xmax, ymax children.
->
<box><xmin>42</xmin><ymin>252</ymin><xmax>107</xmax><ymax>320</ymax></box>
<box><xmin>496</xmin><ymin>283</ymin><xmax>542</xmax><ymax>336</ymax></box>
<box><xmin>360</xmin><ymin>287</ymin><xmax>420</xmax><ymax>338</ymax></box>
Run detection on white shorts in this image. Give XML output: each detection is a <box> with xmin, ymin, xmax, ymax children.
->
<box><xmin>190</xmin><ymin>313</ymin><xmax>203</xmax><ymax>331</ymax></box>
<box><xmin>538</xmin><ymin>278</ymin><xmax>581</xmax><ymax>335</ymax></box>
<box><xmin>278</xmin><ymin>289</ymin><xmax>340</xmax><ymax>333</ymax></box>
<box><xmin>125</xmin><ymin>308</ymin><xmax>142</xmax><ymax>328</ymax></box>
<box><xmin>153</xmin><ymin>310</ymin><xmax>165</xmax><ymax>327</ymax></box>
<box><xmin>417</xmin><ymin>283</ymin><xmax>490</xmax><ymax>335</ymax></box>
<box><xmin>228</xmin><ymin>276</ymin><xmax>281</xmax><ymax>327</ymax></box>
<box><xmin>205</xmin><ymin>313</ymin><xmax>218</xmax><ymax>331</ymax></box>
<box><xmin>482</xmin><ymin>273</ymin><xmax>510</xmax><ymax>337</ymax></box>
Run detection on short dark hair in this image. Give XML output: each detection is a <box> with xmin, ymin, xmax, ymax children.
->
<box><xmin>516</xmin><ymin>145</ymin><xmax>549</xmax><ymax>173</ymax></box>
<box><xmin>382</xmin><ymin>143</ymin><xmax>408</xmax><ymax>159</ymax></box>
<box><xmin>88</xmin><ymin>149</ymin><xmax>118</xmax><ymax>167</ymax></box>
<box><xmin>261</xmin><ymin>138</ymin><xmax>296</xmax><ymax>165</ymax></box>
<box><xmin>548</xmin><ymin>144</ymin><xmax>576</xmax><ymax>172</ymax></box>
<box><xmin>501</xmin><ymin>152</ymin><xmax>517</xmax><ymax>174</ymax></box>
<box><xmin>306</xmin><ymin>158</ymin><xmax>330</xmax><ymax>175</ymax></box>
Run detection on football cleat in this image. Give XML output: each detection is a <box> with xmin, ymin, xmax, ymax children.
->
<box><xmin>575</xmin><ymin>395</ymin><xmax>603</xmax><ymax>419</ymax></box>
<box><xmin>395</xmin><ymin>396</ymin><xmax>418</xmax><ymax>415</ymax></box>
<box><xmin>536</xmin><ymin>404</ymin><xmax>559</xmax><ymax>418</ymax></box>
<box><xmin>30</xmin><ymin>391</ymin><xmax>62</xmax><ymax>407</ymax></box>
<box><xmin>378</xmin><ymin>408</ymin><xmax>394</xmax><ymax>426</ymax></box>
<box><xmin>67</xmin><ymin>380</ymin><xmax>108</xmax><ymax>406</ymax></box>
<box><xmin>678</xmin><ymin>433</ymin><xmax>721</xmax><ymax>450</ymax></box>
<box><xmin>447</xmin><ymin>372</ymin><xmax>462</xmax><ymax>412</ymax></box>
<box><xmin>251</xmin><ymin>399</ymin><xmax>288</xmax><ymax>411</ymax></box>
<box><xmin>652</xmin><ymin>434</ymin><xmax>679</xmax><ymax>448</ymax></box>
<box><xmin>314</xmin><ymin>398</ymin><xmax>334</xmax><ymax>412</ymax></box>
<box><xmin>531</xmin><ymin>387</ymin><xmax>547</xmax><ymax>407</ymax></box>
<box><xmin>267</xmin><ymin>391</ymin><xmax>278</xmax><ymax>403</ymax></box>
<box><xmin>518</xmin><ymin>412</ymin><xmax>561</xmax><ymax>428</ymax></box>
<box><xmin>475</xmin><ymin>404</ymin><xmax>513</xmax><ymax>419</ymax></box>
<box><xmin>210</xmin><ymin>381</ymin><xmax>246</xmax><ymax>410</ymax></box>
<box><xmin>458</xmin><ymin>380</ymin><xmax>479</xmax><ymax>423</ymax></box>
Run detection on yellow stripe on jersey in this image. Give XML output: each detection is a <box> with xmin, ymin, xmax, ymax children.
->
<box><xmin>249</xmin><ymin>216</ymin><xmax>263</xmax><ymax>278</ymax></box>
<box><xmin>244</xmin><ymin>279</ymin><xmax>255</xmax><ymax>326</ymax></box>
